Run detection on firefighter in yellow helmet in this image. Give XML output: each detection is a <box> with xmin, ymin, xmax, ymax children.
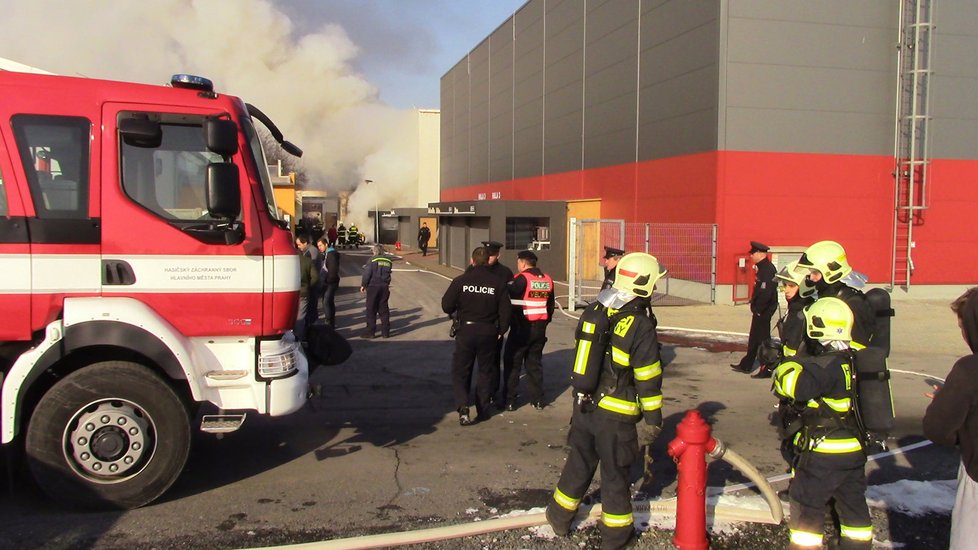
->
<box><xmin>547</xmin><ymin>253</ymin><xmax>667</xmax><ymax>549</ymax></box>
<box><xmin>795</xmin><ymin>240</ymin><xmax>876</xmax><ymax>350</ymax></box>
<box><xmin>772</xmin><ymin>297</ymin><xmax>873</xmax><ymax>550</ymax></box>
<box><xmin>753</xmin><ymin>261</ymin><xmax>817</xmax><ymax>379</ymax></box>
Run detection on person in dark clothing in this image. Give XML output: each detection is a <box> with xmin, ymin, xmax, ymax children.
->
<box><xmin>316</xmin><ymin>237</ymin><xmax>341</xmax><ymax>327</ymax></box>
<box><xmin>772</xmin><ymin>298</ymin><xmax>873</xmax><ymax>549</ymax></box>
<box><xmin>480</xmin><ymin>240</ymin><xmax>514</xmax><ymax>405</ymax></box>
<box><xmin>502</xmin><ymin>250</ymin><xmax>555</xmax><ymax>411</ymax></box>
<box><xmin>546</xmin><ymin>253</ymin><xmax>667</xmax><ymax>550</ymax></box>
<box><xmin>923</xmin><ymin>287</ymin><xmax>978</xmax><ymax>549</ymax></box>
<box><xmin>418</xmin><ymin>222</ymin><xmax>432</xmax><ymax>256</ymax></box>
<box><xmin>732</xmin><ymin>241</ymin><xmax>778</xmax><ymax>373</ymax></box>
<box><xmin>294</xmin><ymin>245</ymin><xmax>319</xmax><ymax>342</ymax></box>
<box><xmin>794</xmin><ymin>240</ymin><xmax>877</xmax><ymax>351</ymax></box>
<box><xmin>360</xmin><ymin>244</ymin><xmax>392</xmax><ymax>338</ymax></box>
<box><xmin>752</xmin><ymin>260</ymin><xmax>817</xmax><ymax>379</ymax></box>
<box><xmin>442</xmin><ymin>246</ymin><xmax>512</xmax><ymax>426</ymax></box>
<box><xmin>327</xmin><ymin>223</ymin><xmax>338</xmax><ymax>248</ymax></box>
<box><xmin>600</xmin><ymin>246</ymin><xmax>625</xmax><ymax>291</ymax></box>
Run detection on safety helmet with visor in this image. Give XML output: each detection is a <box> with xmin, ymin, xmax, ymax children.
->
<box><xmin>794</xmin><ymin>240</ymin><xmax>852</xmax><ymax>284</ymax></box>
<box><xmin>598</xmin><ymin>253</ymin><xmax>668</xmax><ymax>309</ymax></box>
<box><xmin>777</xmin><ymin>260</ymin><xmax>816</xmax><ymax>298</ymax></box>
<box><xmin>804</xmin><ymin>297</ymin><xmax>853</xmax><ymax>342</ymax></box>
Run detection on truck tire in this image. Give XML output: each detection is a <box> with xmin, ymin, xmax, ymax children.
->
<box><xmin>25</xmin><ymin>361</ymin><xmax>191</xmax><ymax>509</ymax></box>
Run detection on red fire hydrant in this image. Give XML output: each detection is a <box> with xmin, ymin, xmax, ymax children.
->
<box><xmin>667</xmin><ymin>409</ymin><xmax>719</xmax><ymax>550</ymax></box>
<box><xmin>395</xmin><ymin>240</ymin><xmax>402</xmax><ymax>251</ymax></box>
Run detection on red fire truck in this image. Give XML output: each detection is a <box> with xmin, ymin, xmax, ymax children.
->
<box><xmin>0</xmin><ymin>71</ymin><xmax>309</xmax><ymax>508</ymax></box>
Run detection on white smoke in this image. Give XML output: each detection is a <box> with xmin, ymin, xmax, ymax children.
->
<box><xmin>0</xmin><ymin>0</ymin><xmax>420</xmax><ymax>227</ymax></box>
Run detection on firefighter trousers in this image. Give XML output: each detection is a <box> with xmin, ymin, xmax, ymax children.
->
<box><xmin>547</xmin><ymin>407</ymin><xmax>638</xmax><ymax>550</ymax></box>
<box><xmin>788</xmin><ymin>455</ymin><xmax>872</xmax><ymax>549</ymax></box>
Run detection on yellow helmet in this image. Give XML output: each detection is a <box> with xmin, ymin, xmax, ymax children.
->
<box><xmin>777</xmin><ymin>261</ymin><xmax>816</xmax><ymax>298</ymax></box>
<box><xmin>612</xmin><ymin>253</ymin><xmax>668</xmax><ymax>299</ymax></box>
<box><xmin>796</xmin><ymin>241</ymin><xmax>852</xmax><ymax>284</ymax></box>
<box><xmin>804</xmin><ymin>297</ymin><xmax>853</xmax><ymax>341</ymax></box>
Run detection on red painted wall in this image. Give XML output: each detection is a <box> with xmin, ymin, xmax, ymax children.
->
<box><xmin>440</xmin><ymin>151</ymin><xmax>978</xmax><ymax>285</ymax></box>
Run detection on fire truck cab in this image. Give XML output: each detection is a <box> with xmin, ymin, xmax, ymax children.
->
<box><xmin>0</xmin><ymin>71</ymin><xmax>309</xmax><ymax>509</ymax></box>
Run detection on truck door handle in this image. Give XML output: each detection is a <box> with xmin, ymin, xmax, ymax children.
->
<box><xmin>102</xmin><ymin>260</ymin><xmax>137</xmax><ymax>286</ymax></box>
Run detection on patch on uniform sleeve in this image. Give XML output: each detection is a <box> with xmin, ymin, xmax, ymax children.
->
<box><xmin>614</xmin><ymin>315</ymin><xmax>634</xmax><ymax>337</ymax></box>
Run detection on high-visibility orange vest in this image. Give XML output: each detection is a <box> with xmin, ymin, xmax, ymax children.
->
<box><xmin>511</xmin><ymin>271</ymin><xmax>553</xmax><ymax>321</ymax></box>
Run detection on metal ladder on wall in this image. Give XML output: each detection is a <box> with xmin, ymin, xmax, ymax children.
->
<box><xmin>891</xmin><ymin>0</ymin><xmax>934</xmax><ymax>290</ymax></box>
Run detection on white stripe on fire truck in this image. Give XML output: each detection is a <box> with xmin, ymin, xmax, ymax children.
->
<box><xmin>0</xmin><ymin>254</ymin><xmax>299</xmax><ymax>293</ymax></box>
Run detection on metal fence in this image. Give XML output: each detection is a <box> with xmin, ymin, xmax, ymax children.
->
<box><xmin>568</xmin><ymin>218</ymin><xmax>717</xmax><ymax>310</ymax></box>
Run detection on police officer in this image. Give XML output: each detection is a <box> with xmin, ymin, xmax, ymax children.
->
<box><xmin>794</xmin><ymin>240</ymin><xmax>876</xmax><ymax>351</ymax></box>
<box><xmin>771</xmin><ymin>298</ymin><xmax>873</xmax><ymax>549</ymax></box>
<box><xmin>600</xmin><ymin>246</ymin><xmax>625</xmax><ymax>291</ymax></box>
<box><xmin>502</xmin><ymin>250</ymin><xmax>555</xmax><ymax>411</ymax></box>
<box><xmin>546</xmin><ymin>253</ymin><xmax>667</xmax><ymax>549</ymax></box>
<box><xmin>480</xmin><ymin>240</ymin><xmax>513</xmax><ymax>404</ymax></box>
<box><xmin>732</xmin><ymin>241</ymin><xmax>778</xmax><ymax>373</ymax></box>
<box><xmin>442</xmin><ymin>247</ymin><xmax>512</xmax><ymax>425</ymax></box>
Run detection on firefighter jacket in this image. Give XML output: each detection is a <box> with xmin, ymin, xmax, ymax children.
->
<box><xmin>361</xmin><ymin>254</ymin><xmax>392</xmax><ymax>287</ymax></box>
<box><xmin>592</xmin><ymin>298</ymin><xmax>664</xmax><ymax>427</ymax></box>
<box><xmin>817</xmin><ymin>282</ymin><xmax>877</xmax><ymax>350</ymax></box>
<box><xmin>778</xmin><ymin>294</ymin><xmax>814</xmax><ymax>357</ymax></box>
<box><xmin>442</xmin><ymin>265</ymin><xmax>512</xmax><ymax>337</ymax></box>
<box><xmin>751</xmin><ymin>258</ymin><xmax>778</xmax><ymax>316</ymax></box>
<box><xmin>509</xmin><ymin>268</ymin><xmax>555</xmax><ymax>322</ymax></box>
<box><xmin>773</xmin><ymin>352</ymin><xmax>865</xmax><ymax>465</ymax></box>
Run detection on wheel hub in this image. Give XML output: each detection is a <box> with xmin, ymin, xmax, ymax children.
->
<box><xmin>66</xmin><ymin>400</ymin><xmax>154</xmax><ymax>482</ymax></box>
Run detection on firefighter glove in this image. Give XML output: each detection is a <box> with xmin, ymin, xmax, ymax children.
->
<box><xmin>637</xmin><ymin>423</ymin><xmax>662</xmax><ymax>447</ymax></box>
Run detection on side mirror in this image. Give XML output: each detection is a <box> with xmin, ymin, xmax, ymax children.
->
<box><xmin>205</xmin><ymin>118</ymin><xmax>238</xmax><ymax>157</ymax></box>
<box><xmin>206</xmin><ymin>163</ymin><xmax>241</xmax><ymax>220</ymax></box>
<box><xmin>119</xmin><ymin>118</ymin><xmax>162</xmax><ymax>148</ymax></box>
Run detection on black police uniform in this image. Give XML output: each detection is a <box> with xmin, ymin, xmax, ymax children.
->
<box><xmin>733</xmin><ymin>242</ymin><xmax>778</xmax><ymax>372</ymax></box>
<box><xmin>480</xmin><ymin>241</ymin><xmax>514</xmax><ymax>402</ymax></box>
<box><xmin>599</xmin><ymin>246</ymin><xmax>625</xmax><ymax>291</ymax></box>
<box><xmin>442</xmin><ymin>264</ymin><xmax>511</xmax><ymax>423</ymax></box>
<box><xmin>547</xmin><ymin>297</ymin><xmax>663</xmax><ymax>549</ymax></box>
<box><xmin>502</xmin><ymin>257</ymin><xmax>555</xmax><ymax>410</ymax></box>
<box><xmin>773</xmin><ymin>352</ymin><xmax>873</xmax><ymax>548</ymax></box>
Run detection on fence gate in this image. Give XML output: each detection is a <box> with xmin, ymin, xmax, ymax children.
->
<box><xmin>568</xmin><ymin>218</ymin><xmax>717</xmax><ymax>311</ymax></box>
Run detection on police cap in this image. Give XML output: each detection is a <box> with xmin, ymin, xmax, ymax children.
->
<box><xmin>749</xmin><ymin>241</ymin><xmax>770</xmax><ymax>254</ymax></box>
<box><xmin>603</xmin><ymin>246</ymin><xmax>625</xmax><ymax>260</ymax></box>
<box><xmin>517</xmin><ymin>250</ymin><xmax>537</xmax><ymax>262</ymax></box>
<box><xmin>481</xmin><ymin>240</ymin><xmax>503</xmax><ymax>255</ymax></box>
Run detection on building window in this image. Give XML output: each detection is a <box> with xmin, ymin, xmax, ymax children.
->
<box><xmin>506</xmin><ymin>217</ymin><xmax>550</xmax><ymax>250</ymax></box>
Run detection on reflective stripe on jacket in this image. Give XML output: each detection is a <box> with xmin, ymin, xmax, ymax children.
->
<box><xmin>510</xmin><ymin>271</ymin><xmax>554</xmax><ymax>321</ymax></box>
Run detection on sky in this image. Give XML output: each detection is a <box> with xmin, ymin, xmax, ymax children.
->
<box><xmin>0</xmin><ymin>0</ymin><xmax>525</xmax><ymax>225</ymax></box>
<box><xmin>271</xmin><ymin>0</ymin><xmax>528</xmax><ymax>109</ymax></box>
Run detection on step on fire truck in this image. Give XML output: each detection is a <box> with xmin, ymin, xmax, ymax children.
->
<box><xmin>0</xmin><ymin>71</ymin><xmax>310</xmax><ymax>509</ymax></box>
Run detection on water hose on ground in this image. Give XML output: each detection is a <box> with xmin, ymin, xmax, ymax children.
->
<box><xmin>263</xmin><ymin>444</ymin><xmax>781</xmax><ymax>550</ymax></box>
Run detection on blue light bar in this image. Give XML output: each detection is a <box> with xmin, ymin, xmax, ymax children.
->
<box><xmin>170</xmin><ymin>74</ymin><xmax>214</xmax><ymax>92</ymax></box>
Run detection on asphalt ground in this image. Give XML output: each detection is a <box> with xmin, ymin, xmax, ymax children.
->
<box><xmin>0</xmin><ymin>247</ymin><xmax>964</xmax><ymax>549</ymax></box>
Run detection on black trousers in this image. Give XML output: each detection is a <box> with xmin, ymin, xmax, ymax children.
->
<box><xmin>420</xmin><ymin>240</ymin><xmax>429</xmax><ymax>255</ymax></box>
<box><xmin>502</xmin><ymin>321</ymin><xmax>548</xmax><ymax>405</ymax></box>
<box><xmin>736</xmin><ymin>310</ymin><xmax>774</xmax><ymax>370</ymax></box>
<box><xmin>788</xmin><ymin>455</ymin><xmax>872</xmax><ymax>549</ymax></box>
<box><xmin>451</xmin><ymin>327</ymin><xmax>498</xmax><ymax>417</ymax></box>
<box><xmin>490</xmin><ymin>335</ymin><xmax>504</xmax><ymax>399</ymax></box>
<box><xmin>321</xmin><ymin>283</ymin><xmax>338</xmax><ymax>326</ymax></box>
<box><xmin>547</xmin><ymin>408</ymin><xmax>639</xmax><ymax>550</ymax></box>
<box><xmin>364</xmin><ymin>286</ymin><xmax>390</xmax><ymax>336</ymax></box>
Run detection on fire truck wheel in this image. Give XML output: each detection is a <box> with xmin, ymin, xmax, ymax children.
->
<box><xmin>25</xmin><ymin>361</ymin><xmax>191</xmax><ymax>509</ymax></box>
